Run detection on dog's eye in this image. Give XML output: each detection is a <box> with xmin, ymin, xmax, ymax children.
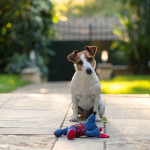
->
<box><xmin>78</xmin><ymin>60</ymin><xmax>83</xmax><ymax>65</ymax></box>
<box><xmin>88</xmin><ymin>57</ymin><xmax>93</xmax><ymax>62</ymax></box>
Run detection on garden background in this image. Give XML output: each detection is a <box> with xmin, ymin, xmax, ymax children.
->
<box><xmin>0</xmin><ymin>0</ymin><xmax>150</xmax><ymax>94</ymax></box>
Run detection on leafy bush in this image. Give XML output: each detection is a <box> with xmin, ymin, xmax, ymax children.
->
<box><xmin>0</xmin><ymin>0</ymin><xmax>55</xmax><ymax>76</ymax></box>
<box><xmin>111</xmin><ymin>0</ymin><xmax>150</xmax><ymax>74</ymax></box>
<box><xmin>5</xmin><ymin>53</ymin><xmax>30</xmax><ymax>73</ymax></box>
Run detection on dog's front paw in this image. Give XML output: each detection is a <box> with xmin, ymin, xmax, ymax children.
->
<box><xmin>69</xmin><ymin>116</ymin><xmax>78</xmax><ymax>122</ymax></box>
<box><xmin>96</xmin><ymin>115</ymin><xmax>102</xmax><ymax>122</ymax></box>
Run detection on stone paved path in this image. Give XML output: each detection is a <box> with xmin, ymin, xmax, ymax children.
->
<box><xmin>0</xmin><ymin>82</ymin><xmax>150</xmax><ymax>150</ymax></box>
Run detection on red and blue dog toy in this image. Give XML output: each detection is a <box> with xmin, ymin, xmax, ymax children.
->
<box><xmin>54</xmin><ymin>112</ymin><xmax>109</xmax><ymax>140</ymax></box>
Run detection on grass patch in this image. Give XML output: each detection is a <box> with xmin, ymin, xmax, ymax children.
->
<box><xmin>0</xmin><ymin>74</ymin><xmax>29</xmax><ymax>93</ymax></box>
<box><xmin>101</xmin><ymin>75</ymin><xmax>150</xmax><ymax>94</ymax></box>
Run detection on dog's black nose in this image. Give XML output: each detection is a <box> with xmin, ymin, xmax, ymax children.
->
<box><xmin>86</xmin><ymin>68</ymin><xmax>92</xmax><ymax>75</ymax></box>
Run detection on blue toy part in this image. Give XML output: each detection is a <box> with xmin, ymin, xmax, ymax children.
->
<box><xmin>83</xmin><ymin>111</ymin><xmax>98</xmax><ymax>131</ymax></box>
<box><xmin>84</xmin><ymin>128</ymin><xmax>100</xmax><ymax>137</ymax></box>
<box><xmin>54</xmin><ymin>127</ymin><xmax>68</xmax><ymax>137</ymax></box>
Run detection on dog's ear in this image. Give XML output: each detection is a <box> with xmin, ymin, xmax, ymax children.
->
<box><xmin>67</xmin><ymin>50</ymin><xmax>78</xmax><ymax>62</ymax></box>
<box><xmin>84</xmin><ymin>46</ymin><xmax>97</xmax><ymax>56</ymax></box>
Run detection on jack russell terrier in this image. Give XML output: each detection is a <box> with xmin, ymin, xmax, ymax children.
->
<box><xmin>67</xmin><ymin>46</ymin><xmax>105</xmax><ymax>122</ymax></box>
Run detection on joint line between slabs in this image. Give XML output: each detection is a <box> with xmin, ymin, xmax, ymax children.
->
<box><xmin>50</xmin><ymin>102</ymin><xmax>71</xmax><ymax>150</ymax></box>
<box><xmin>0</xmin><ymin>98</ymin><xmax>12</xmax><ymax>108</ymax></box>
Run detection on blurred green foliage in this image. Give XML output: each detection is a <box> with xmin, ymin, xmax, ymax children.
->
<box><xmin>0</xmin><ymin>74</ymin><xmax>29</xmax><ymax>93</ymax></box>
<box><xmin>51</xmin><ymin>0</ymin><xmax>122</xmax><ymax>18</ymax></box>
<box><xmin>71</xmin><ymin>0</ymin><xmax>121</xmax><ymax>17</ymax></box>
<box><xmin>101</xmin><ymin>75</ymin><xmax>150</xmax><ymax>94</ymax></box>
<box><xmin>111</xmin><ymin>0</ymin><xmax>150</xmax><ymax>74</ymax></box>
<box><xmin>0</xmin><ymin>0</ymin><xmax>55</xmax><ymax>76</ymax></box>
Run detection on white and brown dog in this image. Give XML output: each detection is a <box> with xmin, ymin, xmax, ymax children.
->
<box><xmin>67</xmin><ymin>46</ymin><xmax>105</xmax><ymax>122</ymax></box>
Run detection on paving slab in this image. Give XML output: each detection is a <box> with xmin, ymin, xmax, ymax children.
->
<box><xmin>0</xmin><ymin>94</ymin><xmax>71</xmax><ymax>135</ymax></box>
<box><xmin>13</xmin><ymin>82</ymin><xmax>70</xmax><ymax>94</ymax></box>
<box><xmin>0</xmin><ymin>135</ymin><xmax>55</xmax><ymax>150</ymax></box>
<box><xmin>0</xmin><ymin>95</ymin><xmax>11</xmax><ymax>106</ymax></box>
<box><xmin>0</xmin><ymin>92</ymin><xmax>71</xmax><ymax>150</ymax></box>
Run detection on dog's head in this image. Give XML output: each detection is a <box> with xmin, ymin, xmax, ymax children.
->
<box><xmin>67</xmin><ymin>46</ymin><xmax>97</xmax><ymax>75</ymax></box>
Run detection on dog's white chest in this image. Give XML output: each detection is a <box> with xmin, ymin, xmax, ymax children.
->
<box><xmin>72</xmin><ymin>79</ymin><xmax>101</xmax><ymax>110</ymax></box>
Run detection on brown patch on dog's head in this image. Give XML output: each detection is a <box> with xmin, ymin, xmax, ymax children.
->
<box><xmin>67</xmin><ymin>50</ymin><xmax>78</xmax><ymax>62</ymax></box>
<box><xmin>84</xmin><ymin>46</ymin><xmax>97</xmax><ymax>56</ymax></box>
<box><xmin>83</xmin><ymin>50</ymin><xmax>95</xmax><ymax>68</ymax></box>
<box><xmin>74</xmin><ymin>51</ymin><xmax>84</xmax><ymax>71</ymax></box>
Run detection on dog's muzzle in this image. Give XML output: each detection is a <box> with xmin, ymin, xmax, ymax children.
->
<box><xmin>86</xmin><ymin>68</ymin><xmax>92</xmax><ymax>75</ymax></box>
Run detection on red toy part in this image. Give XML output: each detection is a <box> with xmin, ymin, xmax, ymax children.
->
<box><xmin>67</xmin><ymin>129</ymin><xmax>76</xmax><ymax>140</ymax></box>
<box><xmin>99</xmin><ymin>128</ymin><xmax>102</xmax><ymax>132</ymax></box>
<box><xmin>54</xmin><ymin>132</ymin><xmax>58</xmax><ymax>137</ymax></box>
<box><xmin>99</xmin><ymin>133</ymin><xmax>110</xmax><ymax>138</ymax></box>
